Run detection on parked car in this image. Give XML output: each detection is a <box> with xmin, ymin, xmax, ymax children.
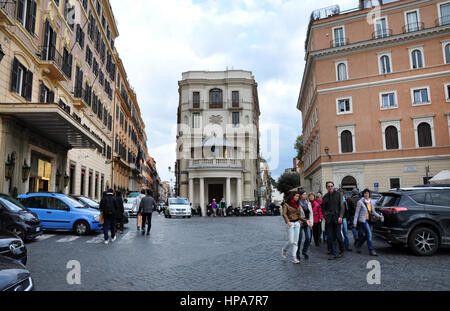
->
<box><xmin>17</xmin><ymin>193</ymin><xmax>102</xmax><ymax>236</ymax></box>
<box><xmin>72</xmin><ymin>195</ymin><xmax>128</xmax><ymax>226</ymax></box>
<box><xmin>165</xmin><ymin>198</ymin><xmax>191</xmax><ymax>218</ymax></box>
<box><xmin>373</xmin><ymin>187</ymin><xmax>450</xmax><ymax>256</ymax></box>
<box><xmin>0</xmin><ymin>256</ymin><xmax>33</xmax><ymax>291</ymax></box>
<box><xmin>0</xmin><ymin>194</ymin><xmax>42</xmax><ymax>241</ymax></box>
<box><xmin>124</xmin><ymin>197</ymin><xmax>138</xmax><ymax>217</ymax></box>
<box><xmin>0</xmin><ymin>232</ymin><xmax>27</xmax><ymax>265</ymax></box>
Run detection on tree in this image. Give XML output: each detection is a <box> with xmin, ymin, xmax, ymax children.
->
<box><xmin>276</xmin><ymin>171</ymin><xmax>300</xmax><ymax>195</ymax></box>
<box><xmin>294</xmin><ymin>135</ymin><xmax>303</xmax><ymax>159</ymax></box>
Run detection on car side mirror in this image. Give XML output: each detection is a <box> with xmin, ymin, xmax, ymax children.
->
<box><xmin>66</xmin><ymin>207</ymin><xmax>71</xmax><ymax>212</ymax></box>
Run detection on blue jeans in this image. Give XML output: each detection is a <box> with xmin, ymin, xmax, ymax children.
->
<box><xmin>325</xmin><ymin>221</ymin><xmax>345</xmax><ymax>256</ymax></box>
<box><xmin>356</xmin><ymin>221</ymin><xmax>374</xmax><ymax>251</ymax></box>
<box><xmin>297</xmin><ymin>223</ymin><xmax>312</xmax><ymax>257</ymax></box>
<box><xmin>103</xmin><ymin>215</ymin><xmax>116</xmax><ymax>241</ymax></box>
<box><xmin>342</xmin><ymin>218</ymin><xmax>350</xmax><ymax>249</ymax></box>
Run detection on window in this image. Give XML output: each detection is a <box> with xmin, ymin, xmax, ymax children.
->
<box><xmin>10</xmin><ymin>57</ymin><xmax>33</xmax><ymax>101</ymax></box>
<box><xmin>232</xmin><ymin>112</ymin><xmax>240</xmax><ymax>128</ymax></box>
<box><xmin>336</xmin><ymin>98</ymin><xmax>352</xmax><ymax>114</ymax></box>
<box><xmin>80</xmin><ymin>168</ymin><xmax>86</xmax><ymax>196</ymax></box>
<box><xmin>333</xmin><ymin>26</ymin><xmax>345</xmax><ymax>47</ymax></box>
<box><xmin>374</xmin><ymin>17</ymin><xmax>389</xmax><ymax>38</ymax></box>
<box><xmin>410</xmin><ymin>48</ymin><xmax>424</xmax><ymax>69</ymax></box>
<box><xmin>417</xmin><ymin>122</ymin><xmax>432</xmax><ymax>147</ymax></box>
<box><xmin>379</xmin><ymin>54</ymin><xmax>391</xmax><ymax>74</ymax></box>
<box><xmin>385</xmin><ymin>126</ymin><xmax>399</xmax><ymax>150</ymax></box>
<box><xmin>88</xmin><ymin>171</ymin><xmax>92</xmax><ymax>198</ymax></box>
<box><xmin>390</xmin><ymin>178</ymin><xmax>400</xmax><ymax>189</ymax></box>
<box><xmin>411</xmin><ymin>87</ymin><xmax>430</xmax><ymax>105</ymax></box>
<box><xmin>232</xmin><ymin>91</ymin><xmax>239</xmax><ymax>107</ymax></box>
<box><xmin>209</xmin><ymin>88</ymin><xmax>223</xmax><ymax>108</ymax></box>
<box><xmin>76</xmin><ymin>24</ymin><xmax>85</xmax><ymax>49</ymax></box>
<box><xmin>429</xmin><ymin>191</ymin><xmax>450</xmax><ymax>207</ymax></box>
<box><xmin>193</xmin><ymin>113</ymin><xmax>200</xmax><ymax>129</ymax></box>
<box><xmin>16</xmin><ymin>0</ymin><xmax>37</xmax><ymax>35</ymax></box>
<box><xmin>47</xmin><ymin>198</ymin><xmax>69</xmax><ymax>211</ymax></box>
<box><xmin>336</xmin><ymin>62</ymin><xmax>348</xmax><ymax>81</ymax></box>
<box><xmin>410</xmin><ymin>193</ymin><xmax>426</xmax><ymax>204</ymax></box>
<box><xmin>62</xmin><ymin>48</ymin><xmax>73</xmax><ymax>79</ymax></box>
<box><xmin>340</xmin><ymin>130</ymin><xmax>353</xmax><ymax>153</ymax></box>
<box><xmin>64</xmin><ymin>0</ymin><xmax>75</xmax><ymax>30</ymax></box>
<box><xmin>445</xmin><ymin>83</ymin><xmax>450</xmax><ymax>102</ymax></box>
<box><xmin>85</xmin><ymin>46</ymin><xmax>92</xmax><ymax>67</ymax></box>
<box><xmin>405</xmin><ymin>10</ymin><xmax>421</xmax><ymax>32</ymax></box>
<box><xmin>43</xmin><ymin>20</ymin><xmax>57</xmax><ymax>62</ymax></box>
<box><xmin>39</xmin><ymin>83</ymin><xmax>55</xmax><ymax>103</ymax></box>
<box><xmin>380</xmin><ymin>92</ymin><xmax>397</xmax><ymax>109</ymax></box>
<box><xmin>74</xmin><ymin>66</ymin><xmax>83</xmax><ymax>98</ymax></box>
<box><xmin>443</xmin><ymin>43</ymin><xmax>450</xmax><ymax>64</ymax></box>
<box><xmin>95</xmin><ymin>173</ymin><xmax>99</xmax><ymax>199</ymax></box>
<box><xmin>193</xmin><ymin>92</ymin><xmax>200</xmax><ymax>108</ymax></box>
<box><xmin>439</xmin><ymin>2</ymin><xmax>450</xmax><ymax>25</ymax></box>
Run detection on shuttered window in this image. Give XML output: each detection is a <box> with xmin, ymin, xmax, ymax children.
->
<box><xmin>209</xmin><ymin>89</ymin><xmax>223</xmax><ymax>108</ymax></box>
<box><xmin>385</xmin><ymin>126</ymin><xmax>399</xmax><ymax>150</ymax></box>
<box><xmin>10</xmin><ymin>57</ymin><xmax>33</xmax><ymax>101</ymax></box>
<box><xmin>341</xmin><ymin>130</ymin><xmax>353</xmax><ymax>153</ymax></box>
<box><xmin>417</xmin><ymin>122</ymin><xmax>432</xmax><ymax>147</ymax></box>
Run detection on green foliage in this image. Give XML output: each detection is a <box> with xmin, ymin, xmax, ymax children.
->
<box><xmin>294</xmin><ymin>135</ymin><xmax>303</xmax><ymax>159</ymax></box>
<box><xmin>276</xmin><ymin>172</ymin><xmax>300</xmax><ymax>195</ymax></box>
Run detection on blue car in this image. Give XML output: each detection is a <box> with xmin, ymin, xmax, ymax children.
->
<box><xmin>17</xmin><ymin>193</ymin><xmax>102</xmax><ymax>235</ymax></box>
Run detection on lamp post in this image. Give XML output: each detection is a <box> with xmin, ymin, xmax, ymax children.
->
<box><xmin>64</xmin><ymin>172</ymin><xmax>70</xmax><ymax>188</ymax></box>
<box><xmin>5</xmin><ymin>152</ymin><xmax>16</xmax><ymax>194</ymax></box>
<box><xmin>0</xmin><ymin>44</ymin><xmax>5</xmax><ymax>63</ymax></box>
<box><xmin>22</xmin><ymin>159</ymin><xmax>31</xmax><ymax>182</ymax></box>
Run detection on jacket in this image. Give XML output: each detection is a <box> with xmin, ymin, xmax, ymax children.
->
<box><xmin>353</xmin><ymin>198</ymin><xmax>383</xmax><ymax>226</ymax></box>
<box><xmin>115</xmin><ymin>196</ymin><xmax>124</xmax><ymax>217</ymax></box>
<box><xmin>100</xmin><ymin>192</ymin><xmax>119</xmax><ymax>217</ymax></box>
<box><xmin>299</xmin><ymin>200</ymin><xmax>314</xmax><ymax>225</ymax></box>
<box><xmin>139</xmin><ymin>195</ymin><xmax>157</xmax><ymax>214</ymax></box>
<box><xmin>349</xmin><ymin>194</ymin><xmax>360</xmax><ymax>219</ymax></box>
<box><xmin>282</xmin><ymin>200</ymin><xmax>306</xmax><ymax>224</ymax></box>
<box><xmin>136</xmin><ymin>194</ymin><xmax>146</xmax><ymax>212</ymax></box>
<box><xmin>311</xmin><ymin>200</ymin><xmax>323</xmax><ymax>223</ymax></box>
<box><xmin>322</xmin><ymin>190</ymin><xmax>345</xmax><ymax>224</ymax></box>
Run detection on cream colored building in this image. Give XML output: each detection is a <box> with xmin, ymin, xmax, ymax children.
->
<box><xmin>175</xmin><ymin>70</ymin><xmax>261</xmax><ymax>215</ymax></box>
<box><xmin>298</xmin><ymin>0</ymin><xmax>450</xmax><ymax>193</ymax></box>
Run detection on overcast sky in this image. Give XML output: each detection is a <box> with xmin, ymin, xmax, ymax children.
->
<box><xmin>109</xmin><ymin>0</ymin><xmax>358</xmax><ymax>183</ymax></box>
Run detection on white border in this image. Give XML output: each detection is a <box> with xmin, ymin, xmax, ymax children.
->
<box><xmin>373</xmin><ymin>16</ymin><xmax>389</xmax><ymax>39</ymax></box>
<box><xmin>377</xmin><ymin>51</ymin><xmax>392</xmax><ymax>74</ymax></box>
<box><xmin>403</xmin><ymin>9</ymin><xmax>421</xmax><ymax>32</ymax></box>
<box><xmin>413</xmin><ymin>116</ymin><xmax>435</xmax><ymax>148</ymax></box>
<box><xmin>437</xmin><ymin>1</ymin><xmax>450</xmax><ymax>26</ymax></box>
<box><xmin>379</xmin><ymin>90</ymin><xmax>398</xmax><ymax>110</ymax></box>
<box><xmin>332</xmin><ymin>25</ymin><xmax>346</xmax><ymax>47</ymax></box>
<box><xmin>444</xmin><ymin>82</ymin><xmax>450</xmax><ymax>102</ymax></box>
<box><xmin>441</xmin><ymin>39</ymin><xmax>450</xmax><ymax>64</ymax></box>
<box><xmin>410</xmin><ymin>86</ymin><xmax>431</xmax><ymax>106</ymax></box>
<box><xmin>336</xmin><ymin>96</ymin><xmax>353</xmax><ymax>115</ymax></box>
<box><xmin>337</xmin><ymin>124</ymin><xmax>355</xmax><ymax>154</ymax></box>
<box><xmin>388</xmin><ymin>176</ymin><xmax>402</xmax><ymax>189</ymax></box>
<box><xmin>381</xmin><ymin>120</ymin><xmax>402</xmax><ymax>151</ymax></box>
<box><xmin>335</xmin><ymin>59</ymin><xmax>348</xmax><ymax>81</ymax></box>
<box><xmin>408</xmin><ymin>45</ymin><xmax>425</xmax><ymax>69</ymax></box>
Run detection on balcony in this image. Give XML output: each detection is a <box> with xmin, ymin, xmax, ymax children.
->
<box><xmin>38</xmin><ymin>46</ymin><xmax>67</xmax><ymax>81</ymax></box>
<box><xmin>0</xmin><ymin>0</ymin><xmax>15</xmax><ymax>26</ymax></box>
<box><xmin>330</xmin><ymin>38</ymin><xmax>348</xmax><ymax>48</ymax></box>
<box><xmin>402</xmin><ymin>22</ymin><xmax>424</xmax><ymax>34</ymax></box>
<box><xmin>188</xmin><ymin>159</ymin><xmax>243</xmax><ymax>170</ymax></box>
<box><xmin>436</xmin><ymin>15</ymin><xmax>450</xmax><ymax>27</ymax></box>
<box><xmin>372</xmin><ymin>29</ymin><xmax>392</xmax><ymax>39</ymax></box>
<box><xmin>73</xmin><ymin>87</ymin><xmax>89</xmax><ymax>108</ymax></box>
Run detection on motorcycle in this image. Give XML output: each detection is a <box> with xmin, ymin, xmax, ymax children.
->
<box><xmin>243</xmin><ymin>205</ymin><xmax>255</xmax><ymax>216</ymax></box>
<box><xmin>233</xmin><ymin>206</ymin><xmax>241</xmax><ymax>216</ymax></box>
<box><xmin>239</xmin><ymin>206</ymin><xmax>248</xmax><ymax>216</ymax></box>
<box><xmin>226</xmin><ymin>205</ymin><xmax>234</xmax><ymax>216</ymax></box>
<box><xmin>191</xmin><ymin>205</ymin><xmax>201</xmax><ymax>216</ymax></box>
<box><xmin>206</xmin><ymin>204</ymin><xmax>213</xmax><ymax>216</ymax></box>
<box><xmin>255</xmin><ymin>206</ymin><xmax>263</xmax><ymax>216</ymax></box>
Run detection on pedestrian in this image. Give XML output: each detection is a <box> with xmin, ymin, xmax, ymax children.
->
<box><xmin>348</xmin><ymin>189</ymin><xmax>360</xmax><ymax>245</ymax></box>
<box><xmin>211</xmin><ymin>199</ymin><xmax>217</xmax><ymax>217</ymax></box>
<box><xmin>138</xmin><ymin>190</ymin><xmax>157</xmax><ymax>236</ymax></box>
<box><xmin>316</xmin><ymin>193</ymin><xmax>326</xmax><ymax>244</ymax></box>
<box><xmin>281</xmin><ymin>192</ymin><xmax>306</xmax><ymax>264</ymax></box>
<box><xmin>99</xmin><ymin>189</ymin><xmax>119</xmax><ymax>244</ymax></box>
<box><xmin>353</xmin><ymin>189</ymin><xmax>384</xmax><ymax>256</ymax></box>
<box><xmin>310</xmin><ymin>192</ymin><xmax>323</xmax><ymax>247</ymax></box>
<box><xmin>296</xmin><ymin>191</ymin><xmax>313</xmax><ymax>260</ymax></box>
<box><xmin>322</xmin><ymin>181</ymin><xmax>345</xmax><ymax>260</ymax></box>
<box><xmin>136</xmin><ymin>189</ymin><xmax>146</xmax><ymax>230</ymax></box>
<box><xmin>339</xmin><ymin>189</ymin><xmax>352</xmax><ymax>252</ymax></box>
<box><xmin>115</xmin><ymin>190</ymin><xmax>125</xmax><ymax>234</ymax></box>
<box><xmin>219</xmin><ymin>198</ymin><xmax>227</xmax><ymax>217</ymax></box>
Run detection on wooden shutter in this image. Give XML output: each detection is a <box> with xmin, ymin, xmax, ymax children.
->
<box><xmin>43</xmin><ymin>20</ymin><xmax>50</xmax><ymax>60</ymax></box>
<box><xmin>418</xmin><ymin>123</ymin><xmax>432</xmax><ymax>147</ymax></box>
<box><xmin>10</xmin><ymin>57</ymin><xmax>19</xmax><ymax>92</ymax></box>
<box><xmin>341</xmin><ymin>130</ymin><xmax>353</xmax><ymax>153</ymax></box>
<box><xmin>17</xmin><ymin>0</ymin><xmax>25</xmax><ymax>24</ymax></box>
<box><xmin>24</xmin><ymin>70</ymin><xmax>33</xmax><ymax>101</ymax></box>
<box><xmin>50</xmin><ymin>26</ymin><xmax>56</xmax><ymax>61</ymax></box>
<box><xmin>29</xmin><ymin>1</ymin><xmax>37</xmax><ymax>34</ymax></box>
<box><xmin>39</xmin><ymin>82</ymin><xmax>45</xmax><ymax>102</ymax></box>
<box><xmin>48</xmin><ymin>90</ymin><xmax>55</xmax><ymax>103</ymax></box>
<box><xmin>385</xmin><ymin>126</ymin><xmax>399</xmax><ymax>150</ymax></box>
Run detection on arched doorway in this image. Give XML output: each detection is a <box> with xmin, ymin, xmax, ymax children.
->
<box><xmin>341</xmin><ymin>175</ymin><xmax>357</xmax><ymax>191</ymax></box>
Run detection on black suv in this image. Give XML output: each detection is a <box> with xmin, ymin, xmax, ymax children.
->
<box><xmin>373</xmin><ymin>187</ymin><xmax>450</xmax><ymax>256</ymax></box>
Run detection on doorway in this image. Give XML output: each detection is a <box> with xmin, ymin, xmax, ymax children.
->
<box><xmin>341</xmin><ymin>175</ymin><xmax>357</xmax><ymax>191</ymax></box>
<box><xmin>208</xmin><ymin>184</ymin><xmax>223</xmax><ymax>205</ymax></box>
<box><xmin>29</xmin><ymin>152</ymin><xmax>52</xmax><ymax>193</ymax></box>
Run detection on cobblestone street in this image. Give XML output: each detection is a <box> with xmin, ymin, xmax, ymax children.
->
<box><xmin>25</xmin><ymin>214</ymin><xmax>450</xmax><ymax>291</ymax></box>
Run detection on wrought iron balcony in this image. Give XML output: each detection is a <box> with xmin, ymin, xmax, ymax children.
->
<box><xmin>39</xmin><ymin>46</ymin><xmax>67</xmax><ymax>81</ymax></box>
<box><xmin>0</xmin><ymin>0</ymin><xmax>15</xmax><ymax>26</ymax></box>
<box><xmin>330</xmin><ymin>38</ymin><xmax>348</xmax><ymax>48</ymax></box>
<box><xmin>372</xmin><ymin>29</ymin><xmax>392</xmax><ymax>39</ymax></box>
<box><xmin>436</xmin><ymin>15</ymin><xmax>450</xmax><ymax>27</ymax></box>
<box><xmin>402</xmin><ymin>22</ymin><xmax>424</xmax><ymax>33</ymax></box>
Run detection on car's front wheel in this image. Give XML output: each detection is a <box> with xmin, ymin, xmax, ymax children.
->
<box><xmin>408</xmin><ymin>226</ymin><xmax>439</xmax><ymax>256</ymax></box>
<box><xmin>74</xmin><ymin>221</ymin><xmax>90</xmax><ymax>236</ymax></box>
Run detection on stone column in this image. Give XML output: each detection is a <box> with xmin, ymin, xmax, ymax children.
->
<box><xmin>226</xmin><ymin>177</ymin><xmax>231</xmax><ymax>208</ymax></box>
<box><xmin>200</xmin><ymin>177</ymin><xmax>205</xmax><ymax>216</ymax></box>
<box><xmin>189</xmin><ymin>177</ymin><xmax>194</xmax><ymax>205</ymax></box>
<box><xmin>237</xmin><ymin>177</ymin><xmax>242</xmax><ymax>208</ymax></box>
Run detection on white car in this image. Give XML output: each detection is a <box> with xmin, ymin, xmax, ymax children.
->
<box><xmin>123</xmin><ymin>197</ymin><xmax>138</xmax><ymax>217</ymax></box>
<box><xmin>165</xmin><ymin>198</ymin><xmax>191</xmax><ymax>218</ymax></box>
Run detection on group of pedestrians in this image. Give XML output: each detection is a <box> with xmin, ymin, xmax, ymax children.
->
<box><xmin>209</xmin><ymin>198</ymin><xmax>227</xmax><ymax>216</ymax></box>
<box><xmin>99</xmin><ymin>189</ymin><xmax>157</xmax><ymax>244</ymax></box>
<box><xmin>281</xmin><ymin>181</ymin><xmax>384</xmax><ymax>264</ymax></box>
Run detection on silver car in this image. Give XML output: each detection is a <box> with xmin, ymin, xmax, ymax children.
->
<box><xmin>123</xmin><ymin>197</ymin><xmax>138</xmax><ymax>217</ymax></box>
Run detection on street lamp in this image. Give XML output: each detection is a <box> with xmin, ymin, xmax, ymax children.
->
<box><xmin>5</xmin><ymin>152</ymin><xmax>16</xmax><ymax>180</ymax></box>
<box><xmin>0</xmin><ymin>44</ymin><xmax>5</xmax><ymax>63</ymax></box>
<box><xmin>22</xmin><ymin>159</ymin><xmax>31</xmax><ymax>182</ymax></box>
<box><xmin>64</xmin><ymin>172</ymin><xmax>70</xmax><ymax>188</ymax></box>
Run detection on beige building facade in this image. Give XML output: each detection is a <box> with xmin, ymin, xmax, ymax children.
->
<box><xmin>298</xmin><ymin>0</ymin><xmax>450</xmax><ymax>193</ymax></box>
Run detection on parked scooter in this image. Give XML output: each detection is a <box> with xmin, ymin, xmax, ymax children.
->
<box><xmin>226</xmin><ymin>205</ymin><xmax>234</xmax><ymax>216</ymax></box>
<box><xmin>255</xmin><ymin>205</ymin><xmax>263</xmax><ymax>216</ymax></box>
<box><xmin>233</xmin><ymin>206</ymin><xmax>241</xmax><ymax>216</ymax></box>
<box><xmin>206</xmin><ymin>203</ymin><xmax>213</xmax><ymax>216</ymax></box>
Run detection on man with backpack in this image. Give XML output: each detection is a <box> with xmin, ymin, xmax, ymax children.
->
<box><xmin>100</xmin><ymin>189</ymin><xmax>120</xmax><ymax>244</ymax></box>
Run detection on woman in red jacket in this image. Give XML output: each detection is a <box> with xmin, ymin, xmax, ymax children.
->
<box><xmin>310</xmin><ymin>192</ymin><xmax>323</xmax><ymax>247</ymax></box>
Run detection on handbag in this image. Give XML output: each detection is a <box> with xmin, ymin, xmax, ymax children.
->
<box><xmin>99</xmin><ymin>211</ymin><xmax>104</xmax><ymax>224</ymax></box>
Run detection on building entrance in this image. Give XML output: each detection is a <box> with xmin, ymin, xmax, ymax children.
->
<box><xmin>208</xmin><ymin>184</ymin><xmax>223</xmax><ymax>205</ymax></box>
<box><xmin>341</xmin><ymin>175</ymin><xmax>357</xmax><ymax>191</ymax></box>
<box><xmin>29</xmin><ymin>152</ymin><xmax>52</xmax><ymax>193</ymax></box>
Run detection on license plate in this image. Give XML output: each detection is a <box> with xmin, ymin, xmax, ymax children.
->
<box><xmin>36</xmin><ymin>227</ymin><xmax>40</xmax><ymax>232</ymax></box>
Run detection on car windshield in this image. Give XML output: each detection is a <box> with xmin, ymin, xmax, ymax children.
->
<box><xmin>80</xmin><ymin>197</ymin><xmax>99</xmax><ymax>208</ymax></box>
<box><xmin>0</xmin><ymin>197</ymin><xmax>25</xmax><ymax>212</ymax></box>
<box><xmin>169</xmin><ymin>198</ymin><xmax>189</xmax><ymax>205</ymax></box>
<box><xmin>0</xmin><ymin>194</ymin><xmax>27</xmax><ymax>210</ymax></box>
<box><xmin>125</xmin><ymin>198</ymin><xmax>136</xmax><ymax>204</ymax></box>
<box><xmin>63</xmin><ymin>196</ymin><xmax>86</xmax><ymax>208</ymax></box>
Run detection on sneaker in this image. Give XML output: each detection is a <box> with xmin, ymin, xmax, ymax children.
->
<box><xmin>103</xmin><ymin>240</ymin><xmax>109</xmax><ymax>245</ymax></box>
<box><xmin>281</xmin><ymin>248</ymin><xmax>287</xmax><ymax>259</ymax></box>
<box><xmin>292</xmin><ymin>258</ymin><xmax>300</xmax><ymax>264</ymax></box>
<box><xmin>111</xmin><ymin>236</ymin><xmax>117</xmax><ymax>242</ymax></box>
<box><xmin>370</xmin><ymin>250</ymin><xmax>378</xmax><ymax>256</ymax></box>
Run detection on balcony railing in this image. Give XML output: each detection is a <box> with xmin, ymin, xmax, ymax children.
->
<box><xmin>39</xmin><ymin>46</ymin><xmax>66</xmax><ymax>81</ymax></box>
<box><xmin>402</xmin><ymin>22</ymin><xmax>424</xmax><ymax>33</ymax></box>
<box><xmin>330</xmin><ymin>38</ymin><xmax>348</xmax><ymax>48</ymax></box>
<box><xmin>436</xmin><ymin>15</ymin><xmax>450</xmax><ymax>27</ymax></box>
<box><xmin>188</xmin><ymin>159</ymin><xmax>243</xmax><ymax>169</ymax></box>
<box><xmin>0</xmin><ymin>0</ymin><xmax>15</xmax><ymax>25</ymax></box>
<box><xmin>372</xmin><ymin>29</ymin><xmax>392</xmax><ymax>39</ymax></box>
